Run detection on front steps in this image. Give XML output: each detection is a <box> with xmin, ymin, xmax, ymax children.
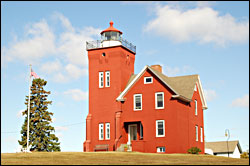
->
<box><xmin>116</xmin><ymin>144</ymin><xmax>132</xmax><ymax>152</ymax></box>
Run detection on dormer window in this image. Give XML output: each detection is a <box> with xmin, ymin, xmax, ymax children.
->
<box><xmin>144</xmin><ymin>77</ymin><xmax>153</xmax><ymax>84</ymax></box>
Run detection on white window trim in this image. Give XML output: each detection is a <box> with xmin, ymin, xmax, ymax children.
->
<box><xmin>99</xmin><ymin>72</ymin><xmax>104</xmax><ymax>88</ymax></box>
<box><xmin>195</xmin><ymin>100</ymin><xmax>198</xmax><ymax>116</ymax></box>
<box><xmin>144</xmin><ymin>76</ymin><xmax>153</xmax><ymax>84</ymax></box>
<box><xmin>99</xmin><ymin>123</ymin><xmax>104</xmax><ymax>140</ymax></box>
<box><xmin>200</xmin><ymin>127</ymin><xmax>203</xmax><ymax>142</ymax></box>
<box><xmin>157</xmin><ymin>147</ymin><xmax>165</xmax><ymax>153</ymax></box>
<box><xmin>156</xmin><ymin>120</ymin><xmax>165</xmax><ymax>137</ymax></box>
<box><xmin>105</xmin><ymin>123</ymin><xmax>110</xmax><ymax>140</ymax></box>
<box><xmin>140</xmin><ymin>123</ymin><xmax>143</xmax><ymax>139</ymax></box>
<box><xmin>155</xmin><ymin>92</ymin><xmax>164</xmax><ymax>109</ymax></box>
<box><xmin>195</xmin><ymin>125</ymin><xmax>198</xmax><ymax>142</ymax></box>
<box><xmin>134</xmin><ymin>94</ymin><xmax>142</xmax><ymax>111</ymax></box>
<box><xmin>105</xmin><ymin>71</ymin><xmax>110</xmax><ymax>87</ymax></box>
<box><xmin>128</xmin><ymin>124</ymin><xmax>137</xmax><ymax>145</ymax></box>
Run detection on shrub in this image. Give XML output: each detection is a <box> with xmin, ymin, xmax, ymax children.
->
<box><xmin>187</xmin><ymin>147</ymin><xmax>202</xmax><ymax>154</ymax></box>
<box><xmin>240</xmin><ymin>152</ymin><xmax>249</xmax><ymax>159</ymax></box>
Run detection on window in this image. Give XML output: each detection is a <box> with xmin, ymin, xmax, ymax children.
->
<box><xmin>134</xmin><ymin>94</ymin><xmax>142</xmax><ymax>110</ymax></box>
<box><xmin>156</xmin><ymin>120</ymin><xmax>165</xmax><ymax>137</ymax></box>
<box><xmin>195</xmin><ymin>125</ymin><xmax>198</xmax><ymax>141</ymax></box>
<box><xmin>102</xmin><ymin>53</ymin><xmax>106</xmax><ymax>57</ymax></box>
<box><xmin>195</xmin><ymin>100</ymin><xmax>198</xmax><ymax>116</ymax></box>
<box><xmin>105</xmin><ymin>123</ymin><xmax>110</xmax><ymax>140</ymax></box>
<box><xmin>99</xmin><ymin>123</ymin><xmax>104</xmax><ymax>140</ymax></box>
<box><xmin>140</xmin><ymin>123</ymin><xmax>143</xmax><ymax>139</ymax></box>
<box><xmin>99</xmin><ymin>72</ymin><xmax>104</xmax><ymax>88</ymax></box>
<box><xmin>155</xmin><ymin>92</ymin><xmax>164</xmax><ymax>109</ymax></box>
<box><xmin>200</xmin><ymin>127</ymin><xmax>203</xmax><ymax>142</ymax></box>
<box><xmin>144</xmin><ymin>77</ymin><xmax>153</xmax><ymax>84</ymax></box>
<box><xmin>105</xmin><ymin>71</ymin><xmax>110</xmax><ymax>87</ymax></box>
<box><xmin>194</xmin><ymin>84</ymin><xmax>197</xmax><ymax>91</ymax></box>
<box><xmin>157</xmin><ymin>147</ymin><xmax>165</xmax><ymax>153</ymax></box>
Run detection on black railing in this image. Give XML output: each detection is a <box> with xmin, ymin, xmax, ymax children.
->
<box><xmin>86</xmin><ymin>38</ymin><xmax>136</xmax><ymax>53</ymax></box>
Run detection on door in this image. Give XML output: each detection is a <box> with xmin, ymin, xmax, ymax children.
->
<box><xmin>128</xmin><ymin>124</ymin><xmax>137</xmax><ymax>144</ymax></box>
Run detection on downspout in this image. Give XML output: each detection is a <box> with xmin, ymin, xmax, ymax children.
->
<box><xmin>115</xmin><ymin>100</ymin><xmax>124</xmax><ymax>151</ymax></box>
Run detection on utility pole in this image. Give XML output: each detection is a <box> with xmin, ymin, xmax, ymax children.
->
<box><xmin>225</xmin><ymin>129</ymin><xmax>230</xmax><ymax>157</ymax></box>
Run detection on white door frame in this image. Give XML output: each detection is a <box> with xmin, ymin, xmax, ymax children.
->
<box><xmin>127</xmin><ymin>124</ymin><xmax>137</xmax><ymax>145</ymax></box>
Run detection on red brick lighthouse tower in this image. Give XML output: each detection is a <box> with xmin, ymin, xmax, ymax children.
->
<box><xmin>83</xmin><ymin>21</ymin><xmax>136</xmax><ymax>151</ymax></box>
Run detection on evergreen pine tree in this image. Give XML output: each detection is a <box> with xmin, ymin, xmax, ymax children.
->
<box><xmin>18</xmin><ymin>78</ymin><xmax>61</xmax><ymax>152</ymax></box>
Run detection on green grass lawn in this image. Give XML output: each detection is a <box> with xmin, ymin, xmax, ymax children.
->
<box><xmin>1</xmin><ymin>152</ymin><xmax>249</xmax><ymax>165</ymax></box>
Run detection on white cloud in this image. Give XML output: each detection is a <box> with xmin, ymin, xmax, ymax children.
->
<box><xmin>63</xmin><ymin>89</ymin><xmax>88</xmax><ymax>101</ymax></box>
<box><xmin>40</xmin><ymin>59</ymin><xmax>63</xmax><ymax>75</ymax></box>
<box><xmin>163</xmin><ymin>65</ymin><xmax>193</xmax><ymax>76</ymax></box>
<box><xmin>65</xmin><ymin>64</ymin><xmax>88</xmax><ymax>79</ymax></box>
<box><xmin>2</xmin><ymin>12</ymin><xmax>100</xmax><ymax>83</ymax></box>
<box><xmin>3</xmin><ymin>19</ymin><xmax>56</xmax><ymax>65</ymax></box>
<box><xmin>204</xmin><ymin>89</ymin><xmax>217</xmax><ymax>102</ymax></box>
<box><xmin>231</xmin><ymin>94</ymin><xmax>249</xmax><ymax>108</ymax></box>
<box><xmin>55</xmin><ymin>126</ymin><xmax>68</xmax><ymax>131</ymax></box>
<box><xmin>144</xmin><ymin>4</ymin><xmax>249</xmax><ymax>46</ymax></box>
<box><xmin>17</xmin><ymin>109</ymin><xmax>25</xmax><ymax>118</ymax></box>
<box><xmin>53</xmin><ymin>12</ymin><xmax>75</xmax><ymax>32</ymax></box>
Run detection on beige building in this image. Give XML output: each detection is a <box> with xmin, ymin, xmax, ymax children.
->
<box><xmin>205</xmin><ymin>140</ymin><xmax>242</xmax><ymax>158</ymax></box>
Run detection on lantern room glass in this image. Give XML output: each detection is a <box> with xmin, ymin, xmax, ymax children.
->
<box><xmin>101</xmin><ymin>32</ymin><xmax>121</xmax><ymax>41</ymax></box>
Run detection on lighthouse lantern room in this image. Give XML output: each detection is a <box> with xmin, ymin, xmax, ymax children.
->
<box><xmin>86</xmin><ymin>21</ymin><xmax>136</xmax><ymax>53</ymax></box>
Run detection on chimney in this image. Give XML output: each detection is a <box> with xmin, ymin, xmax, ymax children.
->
<box><xmin>151</xmin><ymin>64</ymin><xmax>162</xmax><ymax>73</ymax></box>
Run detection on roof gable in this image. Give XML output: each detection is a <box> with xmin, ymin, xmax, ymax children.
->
<box><xmin>116</xmin><ymin>65</ymin><xmax>178</xmax><ymax>101</ymax></box>
<box><xmin>116</xmin><ymin>65</ymin><xmax>208</xmax><ymax>109</ymax></box>
<box><xmin>205</xmin><ymin>140</ymin><xmax>242</xmax><ymax>153</ymax></box>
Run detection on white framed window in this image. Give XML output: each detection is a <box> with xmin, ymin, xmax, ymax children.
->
<box><xmin>105</xmin><ymin>123</ymin><xmax>110</xmax><ymax>140</ymax></box>
<box><xmin>200</xmin><ymin>127</ymin><xmax>203</xmax><ymax>142</ymax></box>
<box><xmin>99</xmin><ymin>123</ymin><xmax>104</xmax><ymax>140</ymax></box>
<box><xmin>155</xmin><ymin>92</ymin><xmax>164</xmax><ymax>109</ymax></box>
<box><xmin>144</xmin><ymin>77</ymin><xmax>153</xmax><ymax>84</ymax></box>
<box><xmin>156</xmin><ymin>120</ymin><xmax>165</xmax><ymax>137</ymax></box>
<box><xmin>195</xmin><ymin>100</ymin><xmax>198</xmax><ymax>116</ymax></box>
<box><xmin>99</xmin><ymin>72</ymin><xmax>104</xmax><ymax>88</ymax></box>
<box><xmin>157</xmin><ymin>147</ymin><xmax>165</xmax><ymax>153</ymax></box>
<box><xmin>105</xmin><ymin>71</ymin><xmax>110</xmax><ymax>87</ymax></box>
<box><xmin>134</xmin><ymin>94</ymin><xmax>142</xmax><ymax>110</ymax></box>
<box><xmin>195</xmin><ymin>125</ymin><xmax>198</xmax><ymax>142</ymax></box>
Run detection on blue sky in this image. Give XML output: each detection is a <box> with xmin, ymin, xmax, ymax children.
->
<box><xmin>1</xmin><ymin>1</ymin><xmax>249</xmax><ymax>153</ymax></box>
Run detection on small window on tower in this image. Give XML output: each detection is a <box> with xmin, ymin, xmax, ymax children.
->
<box><xmin>102</xmin><ymin>53</ymin><xmax>106</xmax><ymax>57</ymax></box>
<box><xmin>99</xmin><ymin>72</ymin><xmax>104</xmax><ymax>88</ymax></box>
<box><xmin>105</xmin><ymin>71</ymin><xmax>110</xmax><ymax>87</ymax></box>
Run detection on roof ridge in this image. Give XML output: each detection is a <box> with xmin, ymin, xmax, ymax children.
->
<box><xmin>168</xmin><ymin>74</ymin><xmax>199</xmax><ymax>78</ymax></box>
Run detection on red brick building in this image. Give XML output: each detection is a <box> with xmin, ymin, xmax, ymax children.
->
<box><xmin>83</xmin><ymin>21</ymin><xmax>208</xmax><ymax>153</ymax></box>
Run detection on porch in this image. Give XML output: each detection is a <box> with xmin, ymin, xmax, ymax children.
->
<box><xmin>123</xmin><ymin>121</ymin><xmax>145</xmax><ymax>152</ymax></box>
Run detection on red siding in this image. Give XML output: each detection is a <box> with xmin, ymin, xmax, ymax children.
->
<box><xmin>84</xmin><ymin>46</ymin><xmax>205</xmax><ymax>154</ymax></box>
<box><xmin>84</xmin><ymin>46</ymin><xmax>135</xmax><ymax>151</ymax></box>
<box><xmin>119</xmin><ymin>70</ymin><xmax>204</xmax><ymax>153</ymax></box>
